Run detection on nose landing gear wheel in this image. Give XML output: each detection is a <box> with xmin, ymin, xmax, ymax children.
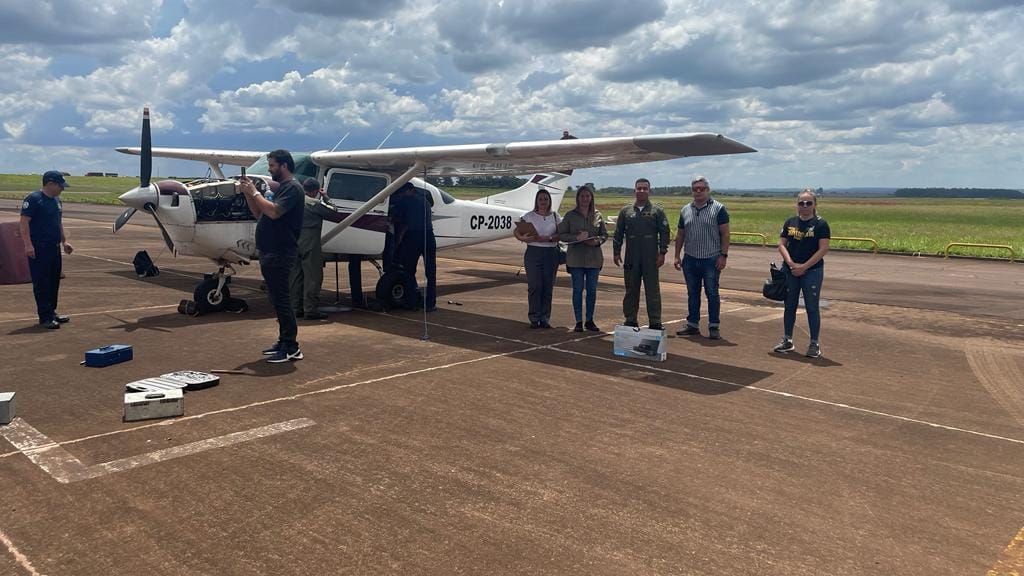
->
<box><xmin>194</xmin><ymin>277</ymin><xmax>231</xmax><ymax>313</ymax></box>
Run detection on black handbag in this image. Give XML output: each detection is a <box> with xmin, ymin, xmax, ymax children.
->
<box><xmin>762</xmin><ymin>262</ymin><xmax>788</xmax><ymax>301</ymax></box>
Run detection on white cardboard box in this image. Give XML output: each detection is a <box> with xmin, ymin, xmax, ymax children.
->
<box><xmin>123</xmin><ymin>389</ymin><xmax>184</xmax><ymax>422</ymax></box>
<box><xmin>613</xmin><ymin>325</ymin><xmax>668</xmax><ymax>361</ymax></box>
<box><xmin>0</xmin><ymin>392</ymin><xmax>14</xmax><ymax>425</ymax></box>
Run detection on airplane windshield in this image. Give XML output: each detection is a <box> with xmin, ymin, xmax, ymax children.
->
<box><xmin>246</xmin><ymin>153</ymin><xmax>318</xmax><ymax>182</ymax></box>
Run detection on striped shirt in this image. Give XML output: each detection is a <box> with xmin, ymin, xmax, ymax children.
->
<box><xmin>678</xmin><ymin>198</ymin><xmax>729</xmax><ymax>259</ymax></box>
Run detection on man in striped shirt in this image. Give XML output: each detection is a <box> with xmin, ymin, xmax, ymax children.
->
<box><xmin>672</xmin><ymin>175</ymin><xmax>730</xmax><ymax>339</ymax></box>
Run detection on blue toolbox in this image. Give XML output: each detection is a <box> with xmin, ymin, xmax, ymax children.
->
<box><xmin>84</xmin><ymin>344</ymin><xmax>133</xmax><ymax>367</ymax></box>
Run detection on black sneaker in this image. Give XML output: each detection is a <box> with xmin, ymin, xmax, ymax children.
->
<box><xmin>676</xmin><ymin>325</ymin><xmax>700</xmax><ymax>336</ymax></box>
<box><xmin>573</xmin><ymin>322</ymin><xmax>584</xmax><ymax>333</ymax></box>
<box><xmin>262</xmin><ymin>342</ymin><xmax>282</xmax><ymax>356</ymax></box>
<box><xmin>772</xmin><ymin>338</ymin><xmax>795</xmax><ymax>353</ymax></box>
<box><xmin>55</xmin><ymin>314</ymin><xmax>70</xmax><ymax>323</ymax></box>
<box><xmin>623</xmin><ymin>321</ymin><xmax>639</xmax><ymax>328</ymax></box>
<box><xmin>267</xmin><ymin>348</ymin><xmax>303</xmax><ymax>363</ymax></box>
<box><xmin>708</xmin><ymin>327</ymin><xmax>721</xmax><ymax>340</ymax></box>
<box><xmin>41</xmin><ymin>320</ymin><xmax>60</xmax><ymax>330</ymax></box>
<box><xmin>540</xmin><ymin>322</ymin><xmax>552</xmax><ymax>329</ymax></box>
<box><xmin>530</xmin><ymin>321</ymin><xmax>541</xmax><ymax>329</ymax></box>
<box><xmin>649</xmin><ymin>323</ymin><xmax>664</xmax><ymax>331</ymax></box>
<box><xmin>304</xmin><ymin>311</ymin><xmax>329</xmax><ymax>320</ymax></box>
<box><xmin>806</xmin><ymin>342</ymin><xmax>822</xmax><ymax>359</ymax></box>
<box><xmin>585</xmin><ymin>320</ymin><xmax>600</xmax><ymax>332</ymax></box>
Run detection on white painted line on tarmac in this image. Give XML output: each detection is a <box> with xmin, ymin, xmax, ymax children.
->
<box><xmin>0</xmin><ymin>527</ymin><xmax>45</xmax><ymax>576</ymax></box>
<box><xmin>550</xmin><ymin>346</ymin><xmax>1024</xmax><ymax>447</ymax></box>
<box><xmin>747</xmin><ymin>309</ymin><xmax>802</xmax><ymax>323</ymax></box>
<box><xmin>0</xmin><ymin>417</ymin><xmax>314</xmax><ymax>484</ymax></box>
<box><xmin>0</xmin><ymin>304</ymin><xmax>178</xmax><ymax>325</ymax></box>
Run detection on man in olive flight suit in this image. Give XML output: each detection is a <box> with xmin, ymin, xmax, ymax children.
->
<box><xmin>612</xmin><ymin>177</ymin><xmax>670</xmax><ymax>330</ymax></box>
<box><xmin>289</xmin><ymin>178</ymin><xmax>339</xmax><ymax>320</ymax></box>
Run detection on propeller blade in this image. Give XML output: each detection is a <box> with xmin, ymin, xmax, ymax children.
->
<box><xmin>140</xmin><ymin>107</ymin><xmax>152</xmax><ymax>188</ymax></box>
<box><xmin>113</xmin><ymin>207</ymin><xmax>137</xmax><ymax>233</ymax></box>
<box><xmin>144</xmin><ymin>204</ymin><xmax>174</xmax><ymax>253</ymax></box>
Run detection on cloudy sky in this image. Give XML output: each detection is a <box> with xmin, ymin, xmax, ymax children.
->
<box><xmin>1</xmin><ymin>0</ymin><xmax>1022</xmax><ymax>189</ymax></box>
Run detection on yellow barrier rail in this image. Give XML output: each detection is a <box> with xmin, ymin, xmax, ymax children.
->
<box><xmin>944</xmin><ymin>242</ymin><xmax>1017</xmax><ymax>261</ymax></box>
<box><xmin>731</xmin><ymin>232</ymin><xmax>768</xmax><ymax>247</ymax></box>
<box><xmin>831</xmin><ymin>236</ymin><xmax>878</xmax><ymax>253</ymax></box>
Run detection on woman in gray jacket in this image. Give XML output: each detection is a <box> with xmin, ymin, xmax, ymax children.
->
<box><xmin>557</xmin><ymin>184</ymin><xmax>608</xmax><ymax>332</ymax></box>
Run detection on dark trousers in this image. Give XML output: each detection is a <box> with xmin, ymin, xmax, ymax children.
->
<box><xmin>682</xmin><ymin>255</ymin><xmax>722</xmax><ymax>328</ymax></box>
<box><xmin>260</xmin><ymin>254</ymin><xmax>298</xmax><ymax>351</ymax></box>
<box><xmin>524</xmin><ymin>245</ymin><xmax>558</xmax><ymax>323</ymax></box>
<box><xmin>784</xmin><ymin>266</ymin><xmax>824</xmax><ymax>341</ymax></box>
<box><xmin>568</xmin><ymin>267</ymin><xmax>600</xmax><ymax>322</ymax></box>
<box><xmin>348</xmin><ymin>256</ymin><xmax>365</xmax><ymax>308</ymax></box>
<box><xmin>397</xmin><ymin>232</ymin><xmax>437</xmax><ymax>310</ymax></box>
<box><xmin>28</xmin><ymin>243</ymin><xmax>61</xmax><ymax>324</ymax></box>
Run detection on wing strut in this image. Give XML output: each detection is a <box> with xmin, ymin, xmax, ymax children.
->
<box><xmin>208</xmin><ymin>161</ymin><xmax>225</xmax><ymax>179</ymax></box>
<box><xmin>319</xmin><ymin>161</ymin><xmax>426</xmax><ymax>247</ymax></box>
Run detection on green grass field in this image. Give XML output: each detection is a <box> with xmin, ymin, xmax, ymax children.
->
<box><xmin>2</xmin><ymin>175</ymin><xmax>1019</xmax><ymax>259</ymax></box>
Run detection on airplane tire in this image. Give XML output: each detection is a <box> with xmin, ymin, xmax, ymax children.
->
<box><xmin>194</xmin><ymin>278</ymin><xmax>231</xmax><ymax>313</ymax></box>
<box><xmin>375</xmin><ymin>271</ymin><xmax>410</xmax><ymax>310</ymax></box>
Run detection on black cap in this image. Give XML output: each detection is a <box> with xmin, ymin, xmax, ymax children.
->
<box><xmin>42</xmin><ymin>171</ymin><xmax>69</xmax><ymax>188</ymax></box>
<box><xmin>302</xmin><ymin>178</ymin><xmax>320</xmax><ymax>192</ymax></box>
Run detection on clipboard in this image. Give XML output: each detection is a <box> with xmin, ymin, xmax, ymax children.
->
<box><xmin>515</xmin><ymin>220</ymin><xmax>538</xmax><ymax>237</ymax></box>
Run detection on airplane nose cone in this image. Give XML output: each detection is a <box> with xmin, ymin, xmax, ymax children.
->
<box><xmin>119</xmin><ymin>183</ymin><xmax>159</xmax><ymax>210</ymax></box>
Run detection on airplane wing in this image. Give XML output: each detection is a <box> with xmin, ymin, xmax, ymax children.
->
<box><xmin>115</xmin><ymin>147</ymin><xmax>265</xmax><ymax>167</ymax></box>
<box><xmin>311</xmin><ymin>133</ymin><xmax>756</xmax><ymax>176</ymax></box>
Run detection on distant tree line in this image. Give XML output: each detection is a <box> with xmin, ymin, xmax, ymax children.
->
<box><xmin>426</xmin><ymin>175</ymin><xmax>527</xmax><ymax>188</ymax></box>
<box><xmin>894</xmin><ymin>188</ymin><xmax>1024</xmax><ymax>199</ymax></box>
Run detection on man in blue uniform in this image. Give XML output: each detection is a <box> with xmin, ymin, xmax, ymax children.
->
<box><xmin>392</xmin><ymin>183</ymin><xmax>437</xmax><ymax>311</ymax></box>
<box><xmin>20</xmin><ymin>171</ymin><xmax>74</xmax><ymax>329</ymax></box>
<box><xmin>239</xmin><ymin>150</ymin><xmax>305</xmax><ymax>363</ymax></box>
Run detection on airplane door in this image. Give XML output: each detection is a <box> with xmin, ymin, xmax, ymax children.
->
<box><xmin>322</xmin><ymin>169</ymin><xmax>391</xmax><ymax>256</ymax></box>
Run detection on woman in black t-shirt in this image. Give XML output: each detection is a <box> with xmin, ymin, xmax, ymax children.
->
<box><xmin>772</xmin><ymin>189</ymin><xmax>831</xmax><ymax>358</ymax></box>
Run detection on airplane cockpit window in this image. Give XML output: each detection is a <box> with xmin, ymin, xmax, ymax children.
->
<box><xmin>326</xmin><ymin>171</ymin><xmax>389</xmax><ymax>203</ymax></box>
<box><xmin>245</xmin><ymin>153</ymin><xmax>316</xmax><ymax>181</ymax></box>
<box><xmin>438</xmin><ymin>189</ymin><xmax>456</xmax><ymax>204</ymax></box>
<box><xmin>293</xmin><ymin>156</ymin><xmax>318</xmax><ymax>182</ymax></box>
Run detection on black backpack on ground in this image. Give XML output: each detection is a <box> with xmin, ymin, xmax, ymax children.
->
<box><xmin>133</xmin><ymin>250</ymin><xmax>160</xmax><ymax>277</ymax></box>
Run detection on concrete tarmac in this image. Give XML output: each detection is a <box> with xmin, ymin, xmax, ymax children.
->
<box><xmin>0</xmin><ymin>204</ymin><xmax>1022</xmax><ymax>575</ymax></box>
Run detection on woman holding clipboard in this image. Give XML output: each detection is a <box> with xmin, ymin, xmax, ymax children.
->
<box><xmin>513</xmin><ymin>189</ymin><xmax>561</xmax><ymax>329</ymax></box>
<box><xmin>556</xmin><ymin>184</ymin><xmax>607</xmax><ymax>332</ymax></box>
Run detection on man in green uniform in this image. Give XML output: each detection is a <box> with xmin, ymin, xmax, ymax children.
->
<box><xmin>613</xmin><ymin>177</ymin><xmax>670</xmax><ymax>330</ymax></box>
<box><xmin>289</xmin><ymin>178</ymin><xmax>339</xmax><ymax>320</ymax></box>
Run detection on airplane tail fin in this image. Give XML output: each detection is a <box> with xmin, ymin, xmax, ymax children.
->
<box><xmin>473</xmin><ymin>172</ymin><xmax>571</xmax><ymax>214</ymax></box>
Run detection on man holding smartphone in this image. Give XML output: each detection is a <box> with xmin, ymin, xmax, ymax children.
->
<box><xmin>238</xmin><ymin>150</ymin><xmax>304</xmax><ymax>363</ymax></box>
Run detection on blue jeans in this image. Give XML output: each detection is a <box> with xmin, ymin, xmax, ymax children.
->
<box><xmin>568</xmin><ymin>267</ymin><xmax>600</xmax><ymax>322</ymax></box>
<box><xmin>682</xmin><ymin>255</ymin><xmax>721</xmax><ymax>328</ymax></box>
<box><xmin>784</xmin><ymin>265</ymin><xmax>824</xmax><ymax>341</ymax></box>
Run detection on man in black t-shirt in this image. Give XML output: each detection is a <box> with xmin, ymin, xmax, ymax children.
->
<box><xmin>239</xmin><ymin>150</ymin><xmax>305</xmax><ymax>363</ymax></box>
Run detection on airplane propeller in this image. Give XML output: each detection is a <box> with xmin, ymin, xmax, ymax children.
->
<box><xmin>113</xmin><ymin>107</ymin><xmax>171</xmax><ymax>252</ymax></box>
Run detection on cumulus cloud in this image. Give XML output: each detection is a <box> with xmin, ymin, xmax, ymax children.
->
<box><xmin>0</xmin><ymin>0</ymin><xmax>161</xmax><ymax>45</ymax></box>
<box><xmin>197</xmin><ymin>67</ymin><xmax>430</xmax><ymax>134</ymax></box>
<box><xmin>0</xmin><ymin>0</ymin><xmax>1022</xmax><ymax>188</ymax></box>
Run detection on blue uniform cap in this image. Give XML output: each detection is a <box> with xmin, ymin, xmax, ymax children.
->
<box><xmin>42</xmin><ymin>171</ymin><xmax>69</xmax><ymax>188</ymax></box>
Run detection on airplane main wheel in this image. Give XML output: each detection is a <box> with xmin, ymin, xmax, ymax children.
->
<box><xmin>375</xmin><ymin>271</ymin><xmax>410</xmax><ymax>310</ymax></box>
<box><xmin>194</xmin><ymin>277</ymin><xmax>231</xmax><ymax>313</ymax></box>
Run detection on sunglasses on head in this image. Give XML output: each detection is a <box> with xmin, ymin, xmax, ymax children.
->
<box><xmin>798</xmin><ymin>200</ymin><xmax>815</xmax><ymax>207</ymax></box>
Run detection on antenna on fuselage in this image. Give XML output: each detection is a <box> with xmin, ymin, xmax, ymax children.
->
<box><xmin>329</xmin><ymin>132</ymin><xmax>351</xmax><ymax>152</ymax></box>
<box><xmin>376</xmin><ymin>130</ymin><xmax>394</xmax><ymax>150</ymax></box>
